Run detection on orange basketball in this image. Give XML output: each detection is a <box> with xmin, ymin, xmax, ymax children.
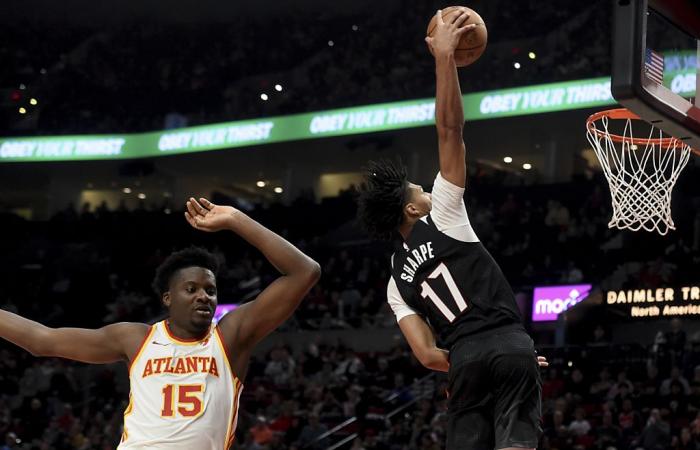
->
<box><xmin>426</xmin><ymin>6</ymin><xmax>488</xmax><ymax>67</ymax></box>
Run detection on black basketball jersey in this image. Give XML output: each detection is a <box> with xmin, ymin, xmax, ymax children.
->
<box><xmin>390</xmin><ymin>215</ymin><xmax>524</xmax><ymax>349</ymax></box>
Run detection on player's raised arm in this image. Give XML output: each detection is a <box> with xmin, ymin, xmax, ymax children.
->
<box><xmin>425</xmin><ymin>9</ymin><xmax>475</xmax><ymax>188</ymax></box>
<box><xmin>0</xmin><ymin>308</ymin><xmax>148</xmax><ymax>364</ymax></box>
<box><xmin>185</xmin><ymin>198</ymin><xmax>321</xmax><ymax>350</ymax></box>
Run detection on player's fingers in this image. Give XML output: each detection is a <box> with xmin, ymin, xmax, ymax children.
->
<box><xmin>189</xmin><ymin>197</ymin><xmax>207</xmax><ymax>215</ymax></box>
<box><xmin>453</xmin><ymin>10</ymin><xmax>470</xmax><ymax>26</ymax></box>
<box><xmin>184</xmin><ymin>211</ymin><xmax>197</xmax><ymax>228</ymax></box>
<box><xmin>186</xmin><ymin>199</ymin><xmax>200</xmax><ymax>218</ymax></box>
<box><xmin>456</xmin><ymin>23</ymin><xmax>477</xmax><ymax>35</ymax></box>
<box><xmin>199</xmin><ymin>198</ymin><xmax>213</xmax><ymax>210</ymax></box>
<box><xmin>436</xmin><ymin>10</ymin><xmax>444</xmax><ymax>26</ymax></box>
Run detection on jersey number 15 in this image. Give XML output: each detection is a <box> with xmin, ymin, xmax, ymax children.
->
<box><xmin>420</xmin><ymin>262</ymin><xmax>468</xmax><ymax>322</ymax></box>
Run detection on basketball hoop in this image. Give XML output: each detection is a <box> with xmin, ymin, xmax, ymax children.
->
<box><xmin>586</xmin><ymin>108</ymin><xmax>693</xmax><ymax>235</ymax></box>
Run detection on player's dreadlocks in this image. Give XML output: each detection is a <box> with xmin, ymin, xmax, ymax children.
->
<box><xmin>357</xmin><ymin>159</ymin><xmax>409</xmax><ymax>241</ymax></box>
<box><xmin>152</xmin><ymin>246</ymin><xmax>220</xmax><ymax>297</ymax></box>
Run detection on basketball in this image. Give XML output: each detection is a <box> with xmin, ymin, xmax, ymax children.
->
<box><xmin>426</xmin><ymin>6</ymin><xmax>488</xmax><ymax>67</ymax></box>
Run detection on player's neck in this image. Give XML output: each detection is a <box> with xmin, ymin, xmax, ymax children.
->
<box><xmin>166</xmin><ymin>319</ymin><xmax>209</xmax><ymax>341</ymax></box>
<box><xmin>398</xmin><ymin>219</ymin><xmax>417</xmax><ymax>241</ymax></box>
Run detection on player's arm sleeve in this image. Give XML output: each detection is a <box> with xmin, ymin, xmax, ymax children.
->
<box><xmin>387</xmin><ymin>277</ymin><xmax>418</xmax><ymax>322</ymax></box>
<box><xmin>430</xmin><ymin>172</ymin><xmax>479</xmax><ymax>242</ymax></box>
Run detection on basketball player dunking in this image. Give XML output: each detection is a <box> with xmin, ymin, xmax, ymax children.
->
<box><xmin>0</xmin><ymin>198</ymin><xmax>320</xmax><ymax>449</ymax></box>
<box><xmin>358</xmin><ymin>10</ymin><xmax>545</xmax><ymax>450</ymax></box>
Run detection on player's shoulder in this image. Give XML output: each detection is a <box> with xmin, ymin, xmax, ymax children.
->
<box><xmin>105</xmin><ymin>321</ymin><xmax>151</xmax><ymax>336</ymax></box>
<box><xmin>108</xmin><ymin>322</ymin><xmax>153</xmax><ymax>363</ymax></box>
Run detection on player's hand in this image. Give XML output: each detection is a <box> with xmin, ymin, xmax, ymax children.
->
<box><xmin>185</xmin><ymin>197</ymin><xmax>238</xmax><ymax>232</ymax></box>
<box><xmin>425</xmin><ymin>8</ymin><xmax>476</xmax><ymax>59</ymax></box>
<box><xmin>537</xmin><ymin>356</ymin><xmax>549</xmax><ymax>368</ymax></box>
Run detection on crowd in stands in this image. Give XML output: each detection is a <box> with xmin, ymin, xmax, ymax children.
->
<box><xmin>0</xmin><ymin>166</ymin><xmax>699</xmax><ymax>448</ymax></box>
<box><xmin>1</xmin><ymin>0</ymin><xmax>610</xmax><ymax>135</ymax></box>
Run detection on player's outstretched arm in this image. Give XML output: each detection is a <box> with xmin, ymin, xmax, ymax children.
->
<box><xmin>425</xmin><ymin>9</ymin><xmax>475</xmax><ymax>189</ymax></box>
<box><xmin>0</xmin><ymin>308</ymin><xmax>148</xmax><ymax>364</ymax></box>
<box><xmin>185</xmin><ymin>198</ymin><xmax>321</xmax><ymax>350</ymax></box>
<box><xmin>398</xmin><ymin>315</ymin><xmax>449</xmax><ymax>372</ymax></box>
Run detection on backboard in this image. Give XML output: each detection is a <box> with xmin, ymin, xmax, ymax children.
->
<box><xmin>611</xmin><ymin>0</ymin><xmax>699</xmax><ymax>151</ymax></box>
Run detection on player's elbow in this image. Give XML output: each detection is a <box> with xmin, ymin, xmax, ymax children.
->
<box><xmin>302</xmin><ymin>260</ymin><xmax>322</xmax><ymax>285</ymax></box>
<box><xmin>297</xmin><ymin>258</ymin><xmax>321</xmax><ymax>290</ymax></box>
<box><xmin>416</xmin><ymin>348</ymin><xmax>449</xmax><ymax>372</ymax></box>
<box><xmin>436</xmin><ymin>123</ymin><xmax>464</xmax><ymax>141</ymax></box>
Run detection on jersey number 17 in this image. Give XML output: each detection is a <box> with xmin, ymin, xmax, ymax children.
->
<box><xmin>420</xmin><ymin>262</ymin><xmax>468</xmax><ymax>322</ymax></box>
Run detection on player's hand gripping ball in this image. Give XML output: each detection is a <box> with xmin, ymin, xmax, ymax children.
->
<box><xmin>426</xmin><ymin>6</ymin><xmax>488</xmax><ymax>67</ymax></box>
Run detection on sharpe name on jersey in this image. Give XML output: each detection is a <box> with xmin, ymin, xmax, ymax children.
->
<box><xmin>399</xmin><ymin>241</ymin><xmax>435</xmax><ymax>283</ymax></box>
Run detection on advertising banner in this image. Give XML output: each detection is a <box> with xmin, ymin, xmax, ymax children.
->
<box><xmin>532</xmin><ymin>284</ymin><xmax>593</xmax><ymax>322</ymax></box>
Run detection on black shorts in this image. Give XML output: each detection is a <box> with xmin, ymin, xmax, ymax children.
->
<box><xmin>446</xmin><ymin>330</ymin><xmax>542</xmax><ymax>450</ymax></box>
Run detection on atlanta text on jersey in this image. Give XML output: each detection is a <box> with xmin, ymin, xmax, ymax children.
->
<box><xmin>142</xmin><ymin>356</ymin><xmax>220</xmax><ymax>378</ymax></box>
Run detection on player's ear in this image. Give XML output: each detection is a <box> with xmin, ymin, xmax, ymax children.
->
<box><xmin>162</xmin><ymin>292</ymin><xmax>171</xmax><ymax>308</ymax></box>
<box><xmin>404</xmin><ymin>201</ymin><xmax>422</xmax><ymax>219</ymax></box>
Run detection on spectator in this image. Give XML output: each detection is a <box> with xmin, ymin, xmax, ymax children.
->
<box><xmin>0</xmin><ymin>433</ymin><xmax>18</xmax><ymax>450</ymax></box>
<box><xmin>672</xmin><ymin>426</ymin><xmax>699</xmax><ymax>450</ymax></box>
<box><xmin>607</xmin><ymin>370</ymin><xmax>634</xmax><ymax>401</ymax></box>
<box><xmin>296</xmin><ymin>414</ymin><xmax>328</xmax><ymax>450</ymax></box>
<box><xmin>590</xmin><ymin>366</ymin><xmax>614</xmax><ymax>402</ymax></box>
<box><xmin>595</xmin><ymin>410</ymin><xmax>622</xmax><ymax>449</ymax></box>
<box><xmin>619</xmin><ymin>399</ymin><xmax>642</xmax><ymax>439</ymax></box>
<box><xmin>667</xmin><ymin>318</ymin><xmax>688</xmax><ymax>363</ymax></box>
<box><xmin>248</xmin><ymin>416</ymin><xmax>274</xmax><ymax>448</ymax></box>
<box><xmin>264</xmin><ymin>347</ymin><xmax>296</xmax><ymax>386</ymax></box>
<box><xmin>565</xmin><ymin>368</ymin><xmax>589</xmax><ymax>400</ymax></box>
<box><xmin>636</xmin><ymin>408</ymin><xmax>671</xmax><ymax>450</ymax></box>
<box><xmin>661</xmin><ymin>367</ymin><xmax>692</xmax><ymax>396</ymax></box>
<box><xmin>567</xmin><ymin>407</ymin><xmax>591</xmax><ymax>437</ymax></box>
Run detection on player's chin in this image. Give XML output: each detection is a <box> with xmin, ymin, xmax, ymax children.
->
<box><xmin>191</xmin><ymin>311</ymin><xmax>213</xmax><ymax>327</ymax></box>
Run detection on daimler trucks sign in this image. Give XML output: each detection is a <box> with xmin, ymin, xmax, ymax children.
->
<box><xmin>606</xmin><ymin>285</ymin><xmax>700</xmax><ymax>318</ymax></box>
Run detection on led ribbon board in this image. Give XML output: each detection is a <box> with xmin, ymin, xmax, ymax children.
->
<box><xmin>1</xmin><ymin>59</ymin><xmax>695</xmax><ymax>163</ymax></box>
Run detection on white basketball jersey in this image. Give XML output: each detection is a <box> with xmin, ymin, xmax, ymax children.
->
<box><xmin>118</xmin><ymin>320</ymin><xmax>243</xmax><ymax>450</ymax></box>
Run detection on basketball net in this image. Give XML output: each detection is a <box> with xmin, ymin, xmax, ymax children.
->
<box><xmin>586</xmin><ymin>109</ymin><xmax>692</xmax><ymax>235</ymax></box>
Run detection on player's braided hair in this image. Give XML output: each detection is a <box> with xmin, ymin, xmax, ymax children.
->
<box><xmin>152</xmin><ymin>246</ymin><xmax>220</xmax><ymax>296</ymax></box>
<box><xmin>357</xmin><ymin>159</ymin><xmax>409</xmax><ymax>241</ymax></box>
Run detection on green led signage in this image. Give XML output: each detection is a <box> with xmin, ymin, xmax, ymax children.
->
<box><xmin>1</xmin><ymin>69</ymin><xmax>695</xmax><ymax>163</ymax></box>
